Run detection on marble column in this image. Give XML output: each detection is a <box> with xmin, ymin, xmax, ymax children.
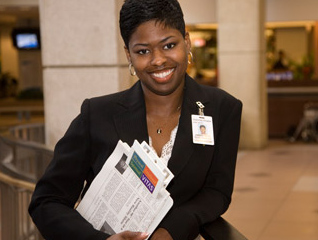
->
<box><xmin>39</xmin><ymin>0</ymin><xmax>130</xmax><ymax>146</ymax></box>
<box><xmin>216</xmin><ymin>0</ymin><xmax>268</xmax><ymax>149</ymax></box>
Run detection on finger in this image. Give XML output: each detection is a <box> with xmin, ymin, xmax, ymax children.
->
<box><xmin>120</xmin><ymin>231</ymin><xmax>149</xmax><ymax>239</ymax></box>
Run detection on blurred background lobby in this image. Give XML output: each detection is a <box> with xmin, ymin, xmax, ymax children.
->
<box><xmin>0</xmin><ymin>0</ymin><xmax>318</xmax><ymax>239</ymax></box>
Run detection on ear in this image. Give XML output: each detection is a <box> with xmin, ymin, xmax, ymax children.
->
<box><xmin>124</xmin><ymin>46</ymin><xmax>131</xmax><ymax>63</ymax></box>
<box><xmin>184</xmin><ymin>32</ymin><xmax>191</xmax><ymax>52</ymax></box>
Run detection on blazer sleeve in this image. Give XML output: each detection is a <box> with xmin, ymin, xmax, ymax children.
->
<box><xmin>159</xmin><ymin>97</ymin><xmax>243</xmax><ymax>240</ymax></box>
<box><xmin>28</xmin><ymin>99</ymin><xmax>110</xmax><ymax>240</ymax></box>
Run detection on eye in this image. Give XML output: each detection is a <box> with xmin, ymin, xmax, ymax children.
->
<box><xmin>137</xmin><ymin>49</ymin><xmax>150</xmax><ymax>55</ymax></box>
<box><xmin>164</xmin><ymin>43</ymin><xmax>176</xmax><ymax>50</ymax></box>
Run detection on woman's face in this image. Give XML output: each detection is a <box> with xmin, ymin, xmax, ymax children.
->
<box><xmin>125</xmin><ymin>20</ymin><xmax>191</xmax><ymax>96</ymax></box>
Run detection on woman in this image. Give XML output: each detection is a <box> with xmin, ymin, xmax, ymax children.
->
<box><xmin>29</xmin><ymin>0</ymin><xmax>242</xmax><ymax>239</ymax></box>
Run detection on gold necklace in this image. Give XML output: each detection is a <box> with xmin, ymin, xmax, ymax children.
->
<box><xmin>149</xmin><ymin>106</ymin><xmax>181</xmax><ymax>135</ymax></box>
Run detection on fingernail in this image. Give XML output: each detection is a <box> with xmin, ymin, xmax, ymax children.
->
<box><xmin>141</xmin><ymin>232</ymin><xmax>149</xmax><ymax>237</ymax></box>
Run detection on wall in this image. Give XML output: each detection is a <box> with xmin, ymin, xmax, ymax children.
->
<box><xmin>0</xmin><ymin>27</ymin><xmax>19</xmax><ymax>79</ymax></box>
<box><xmin>0</xmin><ymin>0</ymin><xmax>42</xmax><ymax>92</ymax></box>
<box><xmin>266</xmin><ymin>0</ymin><xmax>318</xmax><ymax>22</ymax></box>
<box><xmin>179</xmin><ymin>0</ymin><xmax>318</xmax><ymax>24</ymax></box>
<box><xmin>2</xmin><ymin>0</ymin><xmax>318</xmax><ymax>90</ymax></box>
<box><xmin>0</xmin><ymin>27</ymin><xmax>43</xmax><ymax>92</ymax></box>
<box><xmin>179</xmin><ymin>0</ymin><xmax>217</xmax><ymax>24</ymax></box>
<box><xmin>40</xmin><ymin>0</ymin><xmax>131</xmax><ymax>146</ymax></box>
<box><xmin>18</xmin><ymin>51</ymin><xmax>43</xmax><ymax>89</ymax></box>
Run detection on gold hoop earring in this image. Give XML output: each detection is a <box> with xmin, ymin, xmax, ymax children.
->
<box><xmin>188</xmin><ymin>51</ymin><xmax>194</xmax><ymax>64</ymax></box>
<box><xmin>129</xmin><ymin>63</ymin><xmax>136</xmax><ymax>76</ymax></box>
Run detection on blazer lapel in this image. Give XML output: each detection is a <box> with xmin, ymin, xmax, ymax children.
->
<box><xmin>113</xmin><ymin>82</ymin><xmax>149</xmax><ymax>146</ymax></box>
<box><xmin>112</xmin><ymin>76</ymin><xmax>212</xmax><ymax>179</ymax></box>
<box><xmin>168</xmin><ymin>98</ymin><xmax>196</xmax><ymax>176</ymax></box>
<box><xmin>168</xmin><ymin>75</ymin><xmax>212</xmax><ymax>177</ymax></box>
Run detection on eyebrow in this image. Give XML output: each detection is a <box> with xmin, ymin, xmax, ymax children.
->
<box><xmin>132</xmin><ymin>36</ymin><xmax>175</xmax><ymax>48</ymax></box>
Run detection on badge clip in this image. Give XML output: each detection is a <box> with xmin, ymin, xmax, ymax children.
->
<box><xmin>196</xmin><ymin>101</ymin><xmax>205</xmax><ymax>116</ymax></box>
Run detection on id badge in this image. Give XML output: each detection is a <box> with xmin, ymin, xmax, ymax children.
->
<box><xmin>191</xmin><ymin>115</ymin><xmax>214</xmax><ymax>145</ymax></box>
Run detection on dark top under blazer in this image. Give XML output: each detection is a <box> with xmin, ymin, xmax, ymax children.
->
<box><xmin>29</xmin><ymin>75</ymin><xmax>242</xmax><ymax>240</ymax></box>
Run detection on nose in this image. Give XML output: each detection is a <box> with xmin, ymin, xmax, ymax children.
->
<box><xmin>150</xmin><ymin>49</ymin><xmax>166</xmax><ymax>66</ymax></box>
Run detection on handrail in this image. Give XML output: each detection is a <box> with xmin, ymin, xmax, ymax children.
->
<box><xmin>0</xmin><ymin>172</ymin><xmax>43</xmax><ymax>240</ymax></box>
<box><xmin>0</xmin><ymin>123</ymin><xmax>53</xmax><ymax>182</ymax></box>
<box><xmin>0</xmin><ymin>123</ymin><xmax>51</xmax><ymax>240</ymax></box>
<box><xmin>0</xmin><ymin>171</ymin><xmax>35</xmax><ymax>191</ymax></box>
<box><xmin>0</xmin><ymin>123</ymin><xmax>248</xmax><ymax>240</ymax></box>
<box><xmin>201</xmin><ymin>217</ymin><xmax>248</xmax><ymax>240</ymax></box>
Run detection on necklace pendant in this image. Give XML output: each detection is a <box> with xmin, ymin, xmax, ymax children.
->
<box><xmin>157</xmin><ymin>128</ymin><xmax>162</xmax><ymax>134</ymax></box>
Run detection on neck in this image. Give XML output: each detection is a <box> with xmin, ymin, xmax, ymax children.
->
<box><xmin>144</xmin><ymin>85</ymin><xmax>184</xmax><ymax>117</ymax></box>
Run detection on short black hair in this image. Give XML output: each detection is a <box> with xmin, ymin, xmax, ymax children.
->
<box><xmin>119</xmin><ymin>0</ymin><xmax>186</xmax><ymax>48</ymax></box>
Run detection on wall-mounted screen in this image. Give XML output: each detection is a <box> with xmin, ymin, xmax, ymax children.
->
<box><xmin>11</xmin><ymin>28</ymin><xmax>41</xmax><ymax>50</ymax></box>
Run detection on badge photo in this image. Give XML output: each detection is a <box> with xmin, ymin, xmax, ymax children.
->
<box><xmin>191</xmin><ymin>115</ymin><xmax>214</xmax><ymax>145</ymax></box>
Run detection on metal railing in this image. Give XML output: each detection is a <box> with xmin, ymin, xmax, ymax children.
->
<box><xmin>0</xmin><ymin>172</ymin><xmax>39</xmax><ymax>240</ymax></box>
<box><xmin>0</xmin><ymin>123</ymin><xmax>248</xmax><ymax>240</ymax></box>
<box><xmin>1</xmin><ymin>123</ymin><xmax>53</xmax><ymax>182</ymax></box>
<box><xmin>0</xmin><ymin>123</ymin><xmax>53</xmax><ymax>240</ymax></box>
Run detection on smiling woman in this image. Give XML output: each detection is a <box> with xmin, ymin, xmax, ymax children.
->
<box><xmin>28</xmin><ymin>1</ymin><xmax>242</xmax><ymax>240</ymax></box>
<box><xmin>126</xmin><ymin>21</ymin><xmax>189</xmax><ymax>96</ymax></box>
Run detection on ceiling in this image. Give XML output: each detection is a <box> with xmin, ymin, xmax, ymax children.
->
<box><xmin>0</xmin><ymin>3</ymin><xmax>39</xmax><ymax>27</ymax></box>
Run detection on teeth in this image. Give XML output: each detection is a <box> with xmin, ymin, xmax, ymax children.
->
<box><xmin>153</xmin><ymin>69</ymin><xmax>174</xmax><ymax>78</ymax></box>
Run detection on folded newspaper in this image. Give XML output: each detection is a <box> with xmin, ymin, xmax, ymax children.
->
<box><xmin>76</xmin><ymin>140</ymin><xmax>174</xmax><ymax>238</ymax></box>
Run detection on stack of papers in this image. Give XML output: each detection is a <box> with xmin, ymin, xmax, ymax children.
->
<box><xmin>76</xmin><ymin>140</ymin><xmax>174</xmax><ymax>238</ymax></box>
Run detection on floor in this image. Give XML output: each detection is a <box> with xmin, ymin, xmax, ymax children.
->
<box><xmin>223</xmin><ymin>140</ymin><xmax>318</xmax><ymax>240</ymax></box>
<box><xmin>1</xmin><ymin>113</ymin><xmax>318</xmax><ymax>240</ymax></box>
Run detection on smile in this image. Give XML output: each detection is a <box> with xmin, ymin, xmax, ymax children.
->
<box><xmin>151</xmin><ymin>68</ymin><xmax>175</xmax><ymax>79</ymax></box>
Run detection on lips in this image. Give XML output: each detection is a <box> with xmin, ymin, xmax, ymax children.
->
<box><xmin>150</xmin><ymin>68</ymin><xmax>175</xmax><ymax>82</ymax></box>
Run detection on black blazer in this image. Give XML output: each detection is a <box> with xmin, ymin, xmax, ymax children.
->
<box><xmin>29</xmin><ymin>75</ymin><xmax>242</xmax><ymax>240</ymax></box>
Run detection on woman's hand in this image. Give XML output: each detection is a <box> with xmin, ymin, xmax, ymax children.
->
<box><xmin>149</xmin><ymin>228</ymin><xmax>173</xmax><ymax>240</ymax></box>
<box><xmin>107</xmin><ymin>231</ymin><xmax>149</xmax><ymax>240</ymax></box>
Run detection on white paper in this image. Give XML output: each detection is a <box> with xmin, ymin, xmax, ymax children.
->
<box><xmin>76</xmin><ymin>140</ymin><xmax>174</xmax><ymax>238</ymax></box>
